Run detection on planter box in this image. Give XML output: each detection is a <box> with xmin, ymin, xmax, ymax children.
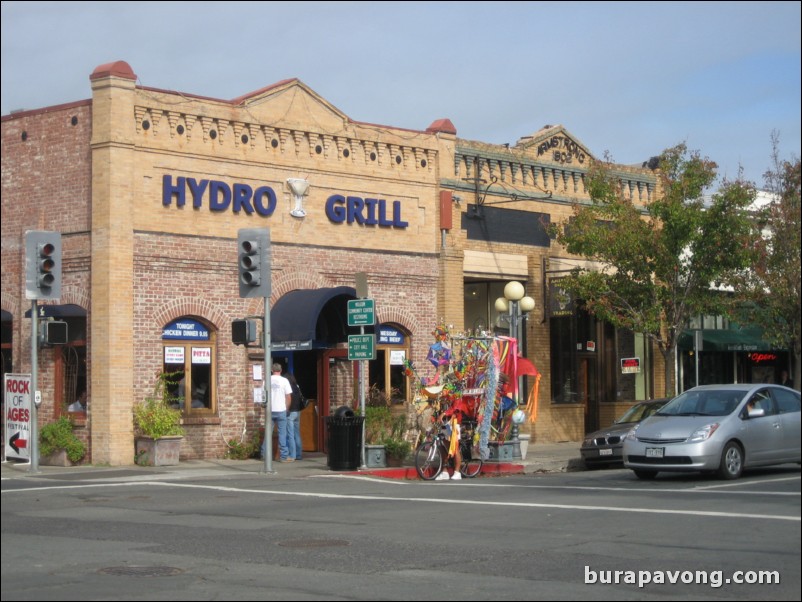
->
<box><xmin>40</xmin><ymin>449</ymin><xmax>72</xmax><ymax>467</ymax></box>
<box><xmin>487</xmin><ymin>441</ymin><xmax>514</xmax><ymax>461</ymax></box>
<box><xmin>135</xmin><ymin>436</ymin><xmax>183</xmax><ymax>466</ymax></box>
<box><xmin>365</xmin><ymin>444</ymin><xmax>387</xmax><ymax>468</ymax></box>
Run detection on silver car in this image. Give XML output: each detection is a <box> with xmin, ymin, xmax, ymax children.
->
<box><xmin>623</xmin><ymin>384</ymin><xmax>801</xmax><ymax>480</ymax></box>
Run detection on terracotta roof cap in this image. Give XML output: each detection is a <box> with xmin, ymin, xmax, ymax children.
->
<box><xmin>426</xmin><ymin>118</ymin><xmax>457</xmax><ymax>135</ymax></box>
<box><xmin>90</xmin><ymin>61</ymin><xmax>136</xmax><ymax>81</ymax></box>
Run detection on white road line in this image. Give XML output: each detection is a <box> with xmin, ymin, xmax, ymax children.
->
<box><xmin>3</xmin><ymin>480</ymin><xmax>799</xmax><ymax>522</ymax></box>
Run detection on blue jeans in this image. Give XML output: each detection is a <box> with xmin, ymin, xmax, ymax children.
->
<box><xmin>287</xmin><ymin>411</ymin><xmax>302</xmax><ymax>459</ymax></box>
<box><xmin>262</xmin><ymin>411</ymin><xmax>289</xmax><ymax>460</ymax></box>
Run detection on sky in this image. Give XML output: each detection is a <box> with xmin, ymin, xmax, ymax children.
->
<box><xmin>2</xmin><ymin>1</ymin><xmax>800</xmax><ymax>187</ymax></box>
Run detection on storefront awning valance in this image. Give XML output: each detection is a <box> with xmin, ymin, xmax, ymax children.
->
<box><xmin>24</xmin><ymin>304</ymin><xmax>87</xmax><ymax>319</ymax></box>
<box><xmin>678</xmin><ymin>328</ymin><xmax>773</xmax><ymax>352</ymax></box>
<box><xmin>271</xmin><ymin>286</ymin><xmax>356</xmax><ymax>350</ymax></box>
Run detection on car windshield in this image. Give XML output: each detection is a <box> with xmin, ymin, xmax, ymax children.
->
<box><xmin>656</xmin><ymin>389</ymin><xmax>747</xmax><ymax>417</ymax></box>
<box><xmin>615</xmin><ymin>402</ymin><xmax>664</xmax><ymax>424</ymax></box>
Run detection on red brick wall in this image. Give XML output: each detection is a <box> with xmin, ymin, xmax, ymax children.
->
<box><xmin>1</xmin><ymin>103</ymin><xmax>93</xmax><ymax>448</ymax></box>
<box><xmin>131</xmin><ymin>232</ymin><xmax>439</xmax><ymax>459</ymax></box>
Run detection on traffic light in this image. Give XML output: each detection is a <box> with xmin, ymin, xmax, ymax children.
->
<box><xmin>237</xmin><ymin>228</ymin><xmax>271</xmax><ymax>298</ymax></box>
<box><xmin>41</xmin><ymin>320</ymin><xmax>68</xmax><ymax>345</ymax></box>
<box><xmin>232</xmin><ymin>319</ymin><xmax>258</xmax><ymax>346</ymax></box>
<box><xmin>25</xmin><ymin>230</ymin><xmax>62</xmax><ymax>300</ymax></box>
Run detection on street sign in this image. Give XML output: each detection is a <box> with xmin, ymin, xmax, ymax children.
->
<box><xmin>347</xmin><ymin>299</ymin><xmax>375</xmax><ymax>326</ymax></box>
<box><xmin>348</xmin><ymin>334</ymin><xmax>375</xmax><ymax>360</ymax></box>
<box><xmin>4</xmin><ymin>374</ymin><xmax>32</xmax><ymax>460</ymax></box>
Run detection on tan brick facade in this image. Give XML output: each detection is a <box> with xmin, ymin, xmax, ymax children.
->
<box><xmin>2</xmin><ymin>60</ymin><xmax>667</xmax><ymax>464</ymax></box>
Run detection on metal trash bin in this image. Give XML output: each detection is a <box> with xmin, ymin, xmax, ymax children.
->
<box><xmin>326</xmin><ymin>409</ymin><xmax>364</xmax><ymax>471</ymax></box>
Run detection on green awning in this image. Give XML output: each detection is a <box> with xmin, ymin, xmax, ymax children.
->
<box><xmin>678</xmin><ymin>328</ymin><xmax>773</xmax><ymax>352</ymax></box>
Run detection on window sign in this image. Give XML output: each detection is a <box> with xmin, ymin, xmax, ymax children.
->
<box><xmin>162</xmin><ymin>318</ymin><xmax>210</xmax><ymax>340</ymax></box>
<box><xmin>164</xmin><ymin>346</ymin><xmax>185</xmax><ymax>364</ymax></box>
<box><xmin>378</xmin><ymin>326</ymin><xmax>405</xmax><ymax>345</ymax></box>
<box><xmin>192</xmin><ymin>347</ymin><xmax>212</xmax><ymax>364</ymax></box>
<box><xmin>390</xmin><ymin>350</ymin><xmax>406</xmax><ymax>365</ymax></box>
<box><xmin>621</xmin><ymin>357</ymin><xmax>641</xmax><ymax>374</ymax></box>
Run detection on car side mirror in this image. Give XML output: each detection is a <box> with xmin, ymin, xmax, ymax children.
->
<box><xmin>747</xmin><ymin>407</ymin><xmax>765</xmax><ymax>419</ymax></box>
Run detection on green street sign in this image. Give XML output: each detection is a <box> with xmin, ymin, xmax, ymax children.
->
<box><xmin>348</xmin><ymin>334</ymin><xmax>375</xmax><ymax>360</ymax></box>
<box><xmin>347</xmin><ymin>299</ymin><xmax>375</xmax><ymax>326</ymax></box>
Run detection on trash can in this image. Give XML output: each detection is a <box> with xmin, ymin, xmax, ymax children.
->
<box><xmin>326</xmin><ymin>409</ymin><xmax>364</xmax><ymax>471</ymax></box>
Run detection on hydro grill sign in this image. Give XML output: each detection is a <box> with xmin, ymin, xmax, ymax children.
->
<box><xmin>162</xmin><ymin>175</ymin><xmax>408</xmax><ymax>228</ymax></box>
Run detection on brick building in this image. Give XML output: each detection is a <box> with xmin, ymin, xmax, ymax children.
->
<box><xmin>2</xmin><ymin>60</ymin><xmax>664</xmax><ymax>465</ymax></box>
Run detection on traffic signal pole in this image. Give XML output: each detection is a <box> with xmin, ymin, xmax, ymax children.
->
<box><xmin>237</xmin><ymin>228</ymin><xmax>272</xmax><ymax>473</ymax></box>
<box><xmin>24</xmin><ymin>230</ymin><xmax>62</xmax><ymax>474</ymax></box>
<box><xmin>29</xmin><ymin>301</ymin><xmax>39</xmax><ymax>473</ymax></box>
<box><xmin>263</xmin><ymin>292</ymin><xmax>272</xmax><ymax>474</ymax></box>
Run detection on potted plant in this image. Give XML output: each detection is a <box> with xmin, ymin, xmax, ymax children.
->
<box><xmin>361</xmin><ymin>405</ymin><xmax>391</xmax><ymax>468</ymax></box>
<box><xmin>39</xmin><ymin>415</ymin><xmax>86</xmax><ymax>466</ymax></box>
<box><xmin>133</xmin><ymin>371</ymin><xmax>185</xmax><ymax>466</ymax></box>
<box><xmin>383</xmin><ymin>437</ymin><xmax>411</xmax><ymax>467</ymax></box>
<box><xmin>383</xmin><ymin>413</ymin><xmax>411</xmax><ymax>466</ymax></box>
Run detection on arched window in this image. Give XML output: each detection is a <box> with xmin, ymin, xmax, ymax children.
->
<box><xmin>368</xmin><ymin>323</ymin><xmax>411</xmax><ymax>405</ymax></box>
<box><xmin>162</xmin><ymin>317</ymin><xmax>216</xmax><ymax>414</ymax></box>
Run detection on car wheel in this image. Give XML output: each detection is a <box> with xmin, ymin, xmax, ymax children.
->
<box><xmin>633</xmin><ymin>469</ymin><xmax>657</xmax><ymax>480</ymax></box>
<box><xmin>717</xmin><ymin>442</ymin><xmax>743</xmax><ymax>480</ymax></box>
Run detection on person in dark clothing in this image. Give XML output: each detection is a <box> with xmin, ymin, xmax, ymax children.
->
<box><xmin>285</xmin><ymin>372</ymin><xmax>304</xmax><ymax>460</ymax></box>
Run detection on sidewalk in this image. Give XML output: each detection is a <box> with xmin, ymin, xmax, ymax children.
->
<box><xmin>1</xmin><ymin>441</ymin><xmax>584</xmax><ymax>481</ymax></box>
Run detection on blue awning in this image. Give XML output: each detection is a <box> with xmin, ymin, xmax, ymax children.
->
<box><xmin>271</xmin><ymin>286</ymin><xmax>357</xmax><ymax>350</ymax></box>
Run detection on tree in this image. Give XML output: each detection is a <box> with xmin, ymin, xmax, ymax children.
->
<box><xmin>735</xmin><ymin>132</ymin><xmax>801</xmax><ymax>390</ymax></box>
<box><xmin>551</xmin><ymin>144</ymin><xmax>758</xmax><ymax>396</ymax></box>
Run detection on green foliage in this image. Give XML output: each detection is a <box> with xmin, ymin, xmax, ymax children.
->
<box><xmin>133</xmin><ymin>371</ymin><xmax>185</xmax><ymax>439</ymax></box>
<box><xmin>550</xmin><ymin>143</ymin><xmax>760</xmax><ymax>395</ymax></box>
<box><xmin>383</xmin><ymin>436</ymin><xmax>412</xmax><ymax>461</ymax></box>
<box><xmin>225</xmin><ymin>431</ymin><xmax>260</xmax><ymax>459</ymax></box>
<box><xmin>733</xmin><ymin>132</ymin><xmax>801</xmax><ymax>382</ymax></box>
<box><xmin>40</xmin><ymin>416</ymin><xmax>86</xmax><ymax>463</ymax></box>
<box><xmin>365</xmin><ymin>383</ymin><xmax>391</xmax><ymax>407</ymax></box>
<box><xmin>363</xmin><ymin>405</ymin><xmax>393</xmax><ymax>444</ymax></box>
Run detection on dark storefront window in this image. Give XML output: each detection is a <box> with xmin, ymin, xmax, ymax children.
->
<box><xmin>550</xmin><ymin>316</ymin><xmax>576</xmax><ymax>403</ymax></box>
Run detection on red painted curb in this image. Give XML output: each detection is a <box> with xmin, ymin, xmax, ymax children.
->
<box><xmin>348</xmin><ymin>463</ymin><xmax>525</xmax><ymax>480</ymax></box>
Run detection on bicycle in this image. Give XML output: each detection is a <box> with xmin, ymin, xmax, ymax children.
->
<box><xmin>414</xmin><ymin>421</ymin><xmax>483</xmax><ymax>480</ymax></box>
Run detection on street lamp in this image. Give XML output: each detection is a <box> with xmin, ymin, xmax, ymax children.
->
<box><xmin>495</xmin><ymin>281</ymin><xmax>535</xmax><ymax>457</ymax></box>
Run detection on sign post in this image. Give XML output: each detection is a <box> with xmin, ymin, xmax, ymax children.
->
<box><xmin>347</xmin><ymin>296</ymin><xmax>375</xmax><ymax>469</ymax></box>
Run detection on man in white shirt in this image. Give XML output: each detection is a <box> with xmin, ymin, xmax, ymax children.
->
<box><xmin>262</xmin><ymin>363</ymin><xmax>293</xmax><ymax>461</ymax></box>
<box><xmin>68</xmin><ymin>390</ymin><xmax>87</xmax><ymax>412</ymax></box>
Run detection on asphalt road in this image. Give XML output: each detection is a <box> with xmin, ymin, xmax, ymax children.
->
<box><xmin>2</xmin><ymin>465</ymin><xmax>800</xmax><ymax>601</ymax></box>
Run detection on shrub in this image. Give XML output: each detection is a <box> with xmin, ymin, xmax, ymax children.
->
<box><xmin>133</xmin><ymin>371</ymin><xmax>185</xmax><ymax>439</ymax></box>
<box><xmin>40</xmin><ymin>416</ymin><xmax>86</xmax><ymax>463</ymax></box>
<box><xmin>383</xmin><ymin>437</ymin><xmax>412</xmax><ymax>461</ymax></box>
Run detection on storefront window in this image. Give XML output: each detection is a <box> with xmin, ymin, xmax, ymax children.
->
<box><xmin>55</xmin><ymin>314</ymin><xmax>88</xmax><ymax>416</ymax></box>
<box><xmin>464</xmin><ymin>281</ymin><xmax>508</xmax><ymax>334</ymax></box>
<box><xmin>162</xmin><ymin>318</ymin><xmax>215</xmax><ymax>414</ymax></box>
<box><xmin>550</xmin><ymin>316</ymin><xmax>577</xmax><ymax>403</ymax></box>
<box><xmin>1</xmin><ymin>311</ymin><xmax>13</xmax><ymax>397</ymax></box>
<box><xmin>368</xmin><ymin>324</ymin><xmax>410</xmax><ymax>404</ymax></box>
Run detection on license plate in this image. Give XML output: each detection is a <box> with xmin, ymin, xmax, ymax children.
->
<box><xmin>646</xmin><ymin>447</ymin><xmax>664</xmax><ymax>458</ymax></box>
<box><xmin>599</xmin><ymin>449</ymin><xmax>613</xmax><ymax>456</ymax></box>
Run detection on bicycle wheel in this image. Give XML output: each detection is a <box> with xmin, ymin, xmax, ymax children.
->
<box><xmin>461</xmin><ymin>457</ymin><xmax>483</xmax><ymax>478</ymax></box>
<box><xmin>414</xmin><ymin>441</ymin><xmax>443</xmax><ymax>480</ymax></box>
